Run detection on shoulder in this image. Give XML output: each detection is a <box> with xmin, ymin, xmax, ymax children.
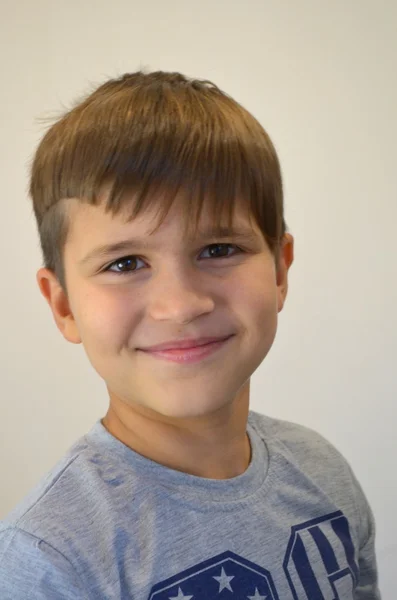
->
<box><xmin>1</xmin><ymin>431</ymin><xmax>101</xmax><ymax>542</ymax></box>
<box><xmin>248</xmin><ymin>408</ymin><xmax>345</xmax><ymax>457</ymax></box>
<box><xmin>0</xmin><ymin>429</ymin><xmax>108</xmax><ymax>595</ymax></box>
<box><xmin>248</xmin><ymin>409</ymin><xmax>355</xmax><ymax>489</ymax></box>
<box><xmin>0</xmin><ymin>525</ymin><xmax>88</xmax><ymax>599</ymax></box>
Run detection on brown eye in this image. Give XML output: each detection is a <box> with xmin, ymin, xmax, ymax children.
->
<box><xmin>106</xmin><ymin>256</ymin><xmax>143</xmax><ymax>274</ymax></box>
<box><xmin>201</xmin><ymin>244</ymin><xmax>239</xmax><ymax>259</ymax></box>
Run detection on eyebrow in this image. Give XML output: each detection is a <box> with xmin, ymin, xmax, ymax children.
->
<box><xmin>79</xmin><ymin>227</ymin><xmax>258</xmax><ymax>266</ymax></box>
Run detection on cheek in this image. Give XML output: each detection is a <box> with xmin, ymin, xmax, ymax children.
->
<box><xmin>234</xmin><ymin>266</ymin><xmax>278</xmax><ymax>317</ymax></box>
<box><xmin>235</xmin><ymin>269</ymin><xmax>279</xmax><ymax>345</ymax></box>
<box><xmin>74</xmin><ymin>290</ymin><xmax>135</xmax><ymax>351</ymax></box>
<box><xmin>251</xmin><ymin>292</ymin><xmax>279</xmax><ymax>343</ymax></box>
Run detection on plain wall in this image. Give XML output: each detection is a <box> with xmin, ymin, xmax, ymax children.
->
<box><xmin>0</xmin><ymin>0</ymin><xmax>395</xmax><ymax>596</ymax></box>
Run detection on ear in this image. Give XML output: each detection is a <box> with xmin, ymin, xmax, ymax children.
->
<box><xmin>36</xmin><ymin>268</ymin><xmax>82</xmax><ymax>344</ymax></box>
<box><xmin>276</xmin><ymin>233</ymin><xmax>294</xmax><ymax>313</ymax></box>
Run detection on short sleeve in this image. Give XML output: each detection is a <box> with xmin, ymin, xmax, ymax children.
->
<box><xmin>348</xmin><ymin>468</ymin><xmax>382</xmax><ymax>599</ymax></box>
<box><xmin>0</xmin><ymin>526</ymin><xmax>89</xmax><ymax>600</ymax></box>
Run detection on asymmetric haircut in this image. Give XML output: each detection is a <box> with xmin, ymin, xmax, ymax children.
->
<box><xmin>28</xmin><ymin>70</ymin><xmax>287</xmax><ymax>295</ymax></box>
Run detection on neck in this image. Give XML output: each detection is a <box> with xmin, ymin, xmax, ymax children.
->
<box><xmin>102</xmin><ymin>385</ymin><xmax>251</xmax><ymax>480</ymax></box>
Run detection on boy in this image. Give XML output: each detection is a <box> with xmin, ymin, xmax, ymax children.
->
<box><xmin>0</xmin><ymin>70</ymin><xmax>380</xmax><ymax>599</ymax></box>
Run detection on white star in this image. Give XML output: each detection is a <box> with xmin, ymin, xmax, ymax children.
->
<box><xmin>169</xmin><ymin>587</ymin><xmax>193</xmax><ymax>600</ymax></box>
<box><xmin>248</xmin><ymin>588</ymin><xmax>268</xmax><ymax>600</ymax></box>
<box><xmin>213</xmin><ymin>566</ymin><xmax>235</xmax><ymax>592</ymax></box>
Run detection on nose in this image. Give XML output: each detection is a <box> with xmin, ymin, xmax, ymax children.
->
<box><xmin>146</xmin><ymin>268</ymin><xmax>215</xmax><ymax>323</ymax></box>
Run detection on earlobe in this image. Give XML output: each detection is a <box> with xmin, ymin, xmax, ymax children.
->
<box><xmin>36</xmin><ymin>268</ymin><xmax>82</xmax><ymax>344</ymax></box>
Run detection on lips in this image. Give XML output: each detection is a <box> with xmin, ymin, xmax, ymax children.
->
<box><xmin>138</xmin><ymin>335</ymin><xmax>234</xmax><ymax>364</ymax></box>
<box><xmin>139</xmin><ymin>335</ymin><xmax>233</xmax><ymax>352</ymax></box>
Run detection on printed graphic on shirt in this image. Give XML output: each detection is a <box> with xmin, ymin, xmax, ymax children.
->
<box><xmin>148</xmin><ymin>511</ymin><xmax>358</xmax><ymax>600</ymax></box>
<box><xmin>284</xmin><ymin>511</ymin><xmax>358</xmax><ymax>599</ymax></box>
<box><xmin>149</xmin><ymin>550</ymin><xmax>278</xmax><ymax>599</ymax></box>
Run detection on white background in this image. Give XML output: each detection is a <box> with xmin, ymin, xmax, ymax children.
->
<box><xmin>0</xmin><ymin>0</ymin><xmax>395</xmax><ymax>596</ymax></box>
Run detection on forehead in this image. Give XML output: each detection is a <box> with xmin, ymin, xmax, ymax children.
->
<box><xmin>65</xmin><ymin>193</ymin><xmax>259</xmax><ymax>245</ymax></box>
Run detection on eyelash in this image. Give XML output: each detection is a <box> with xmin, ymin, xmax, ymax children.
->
<box><xmin>103</xmin><ymin>243</ymin><xmax>243</xmax><ymax>275</ymax></box>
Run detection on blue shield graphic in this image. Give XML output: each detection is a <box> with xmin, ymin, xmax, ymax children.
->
<box><xmin>149</xmin><ymin>550</ymin><xmax>279</xmax><ymax>600</ymax></box>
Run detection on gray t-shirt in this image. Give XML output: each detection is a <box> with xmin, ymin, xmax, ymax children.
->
<box><xmin>0</xmin><ymin>410</ymin><xmax>380</xmax><ymax>599</ymax></box>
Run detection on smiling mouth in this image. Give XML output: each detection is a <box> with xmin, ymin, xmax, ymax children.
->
<box><xmin>138</xmin><ymin>335</ymin><xmax>234</xmax><ymax>364</ymax></box>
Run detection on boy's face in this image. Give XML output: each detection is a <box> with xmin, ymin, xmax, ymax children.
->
<box><xmin>38</xmin><ymin>191</ymin><xmax>293</xmax><ymax>421</ymax></box>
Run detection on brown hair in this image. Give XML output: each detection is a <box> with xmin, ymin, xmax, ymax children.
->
<box><xmin>29</xmin><ymin>70</ymin><xmax>287</xmax><ymax>295</ymax></box>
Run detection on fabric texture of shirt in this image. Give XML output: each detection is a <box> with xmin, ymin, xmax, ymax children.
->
<box><xmin>0</xmin><ymin>410</ymin><xmax>381</xmax><ymax>599</ymax></box>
